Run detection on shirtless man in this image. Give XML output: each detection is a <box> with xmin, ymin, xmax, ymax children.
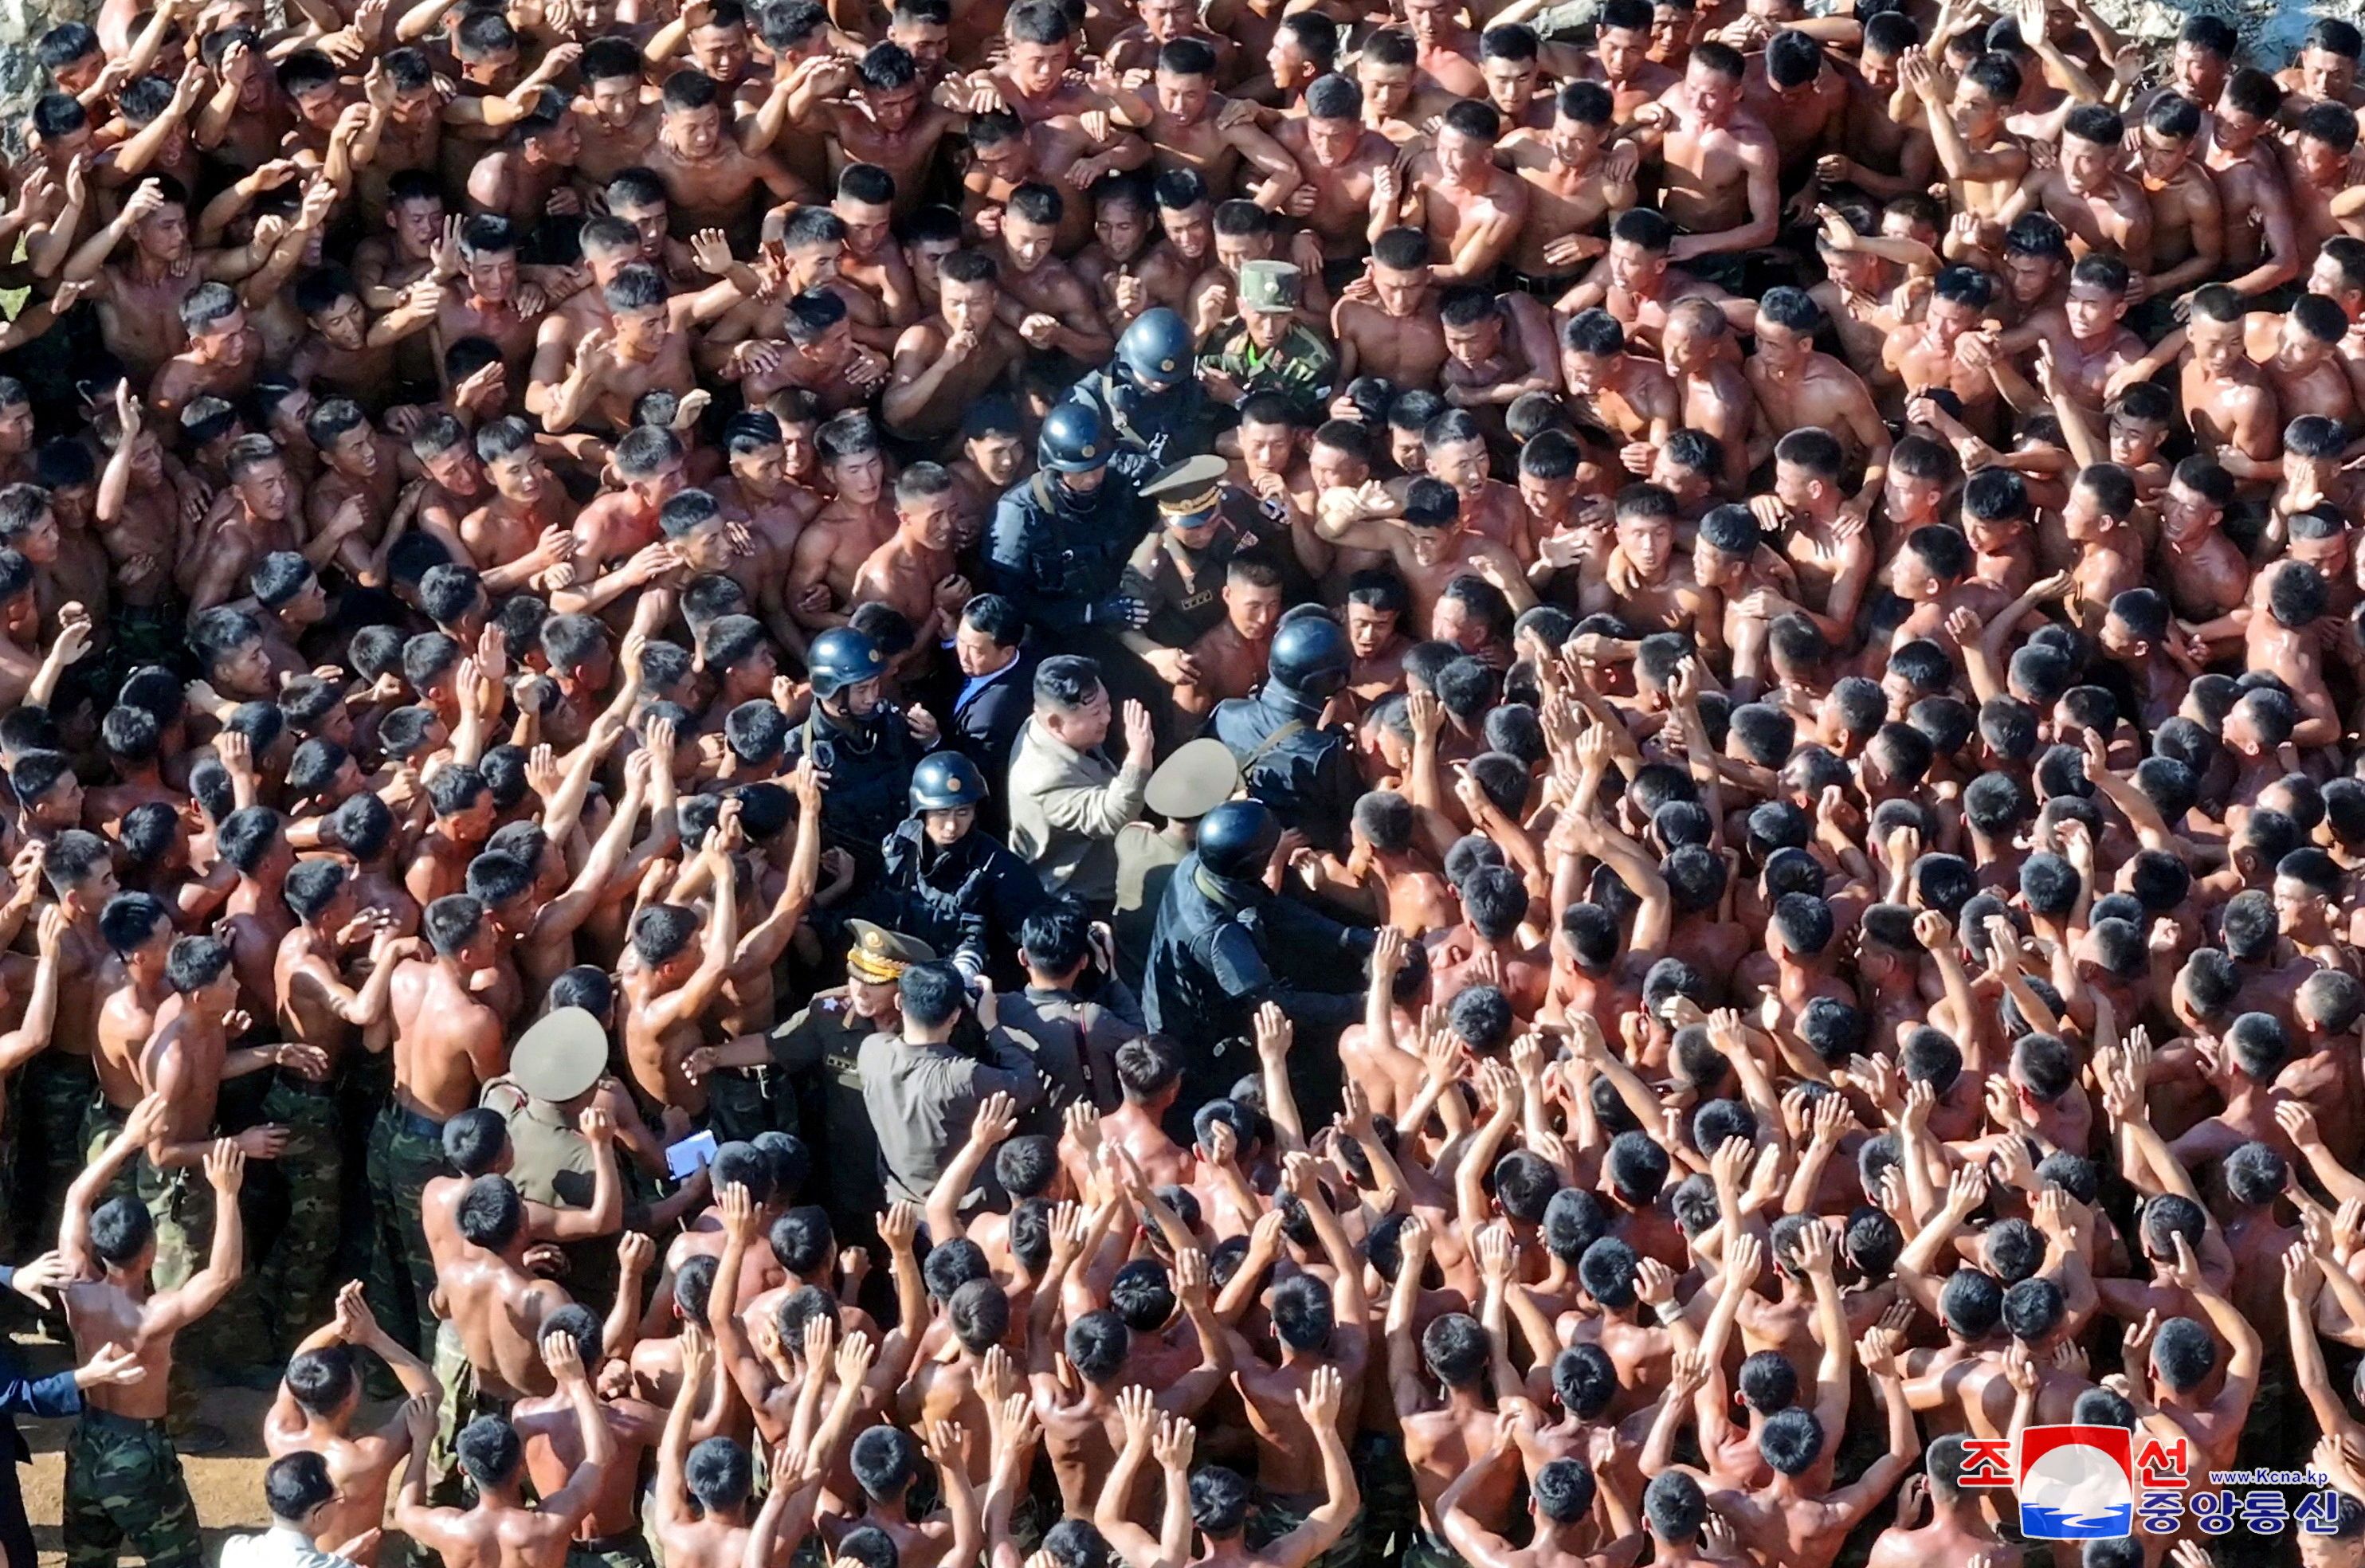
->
<box><xmin>1106</xmin><ymin>41</ymin><xmax>1301</xmax><ymax>206</ymax></box>
<box><xmin>509</xmin><ymin>1303</ymin><xmax>664</xmax><ymax>1568</ymax></box>
<box><xmin>2132</xmin><ymin>92</ymin><xmax>2225</xmax><ymax>306</ymax></box>
<box><xmin>1398</xmin><ymin>100</ymin><xmax>1529</xmax><ymax>282</ymax></box>
<box><xmin>881</xmin><ymin>250</ymin><xmax>1026</xmax><ymax>447</ymax></box>
<box><xmin>641</xmin><ymin>70</ymin><xmax>806</xmax><ymax>241</ymax></box>
<box><xmin>1581</xmin><ymin>483</ymin><xmax>1718</xmax><ymax>644</ymax></box>
<box><xmin>60</xmin><ymin>178</ymin><xmax>250</xmax><ymax>380</ymax></box>
<box><xmin>433</xmin><ymin>214</ymin><xmax>548</xmax><ymax>390</ymax></box>
<box><xmin>620</xmin><ymin>817</ymin><xmax>739</xmax><ymax>1116</ymax></box>
<box><xmin>372</xmin><ymin>894</ymin><xmax>508</xmax><ymax>1350</ymax></box>
<box><xmin>1316</xmin><ymin>476</ymin><xmax>1536</xmax><ymax>626</ymax></box>
<box><xmin>1334</xmin><ymin>228</ymin><xmax>1449</xmax><ymax>390</ymax></box>
<box><xmin>543</xmin><ymin>261</ymin><xmax>741</xmax><ymax>434</ymax></box>
<box><xmin>1900</xmin><ymin>50</ymin><xmax>2028</xmax><ymax>233</ymax></box>
<box><xmin>459</xmin><ymin>418</ymin><xmax>575</xmax><ymax>592</ymax></box>
<box><xmin>2206</xmin><ymin>69</ymin><xmax>2303</xmax><ymax>300</ymax></box>
<box><xmin>2172</xmin><ymin>284</ymin><xmax>2285</xmax><ymax>480</ymax></box>
<box><xmin>1619</xmin><ymin>42</ymin><xmax>1779</xmax><ymax>277</ymax></box>
<box><xmin>1498</xmin><ymin>81</ymin><xmax>1632</xmax><ymax>296</ymax></box>
<box><xmin>148</xmin><ymin>281</ymin><xmax>268</xmax><ymax>422</ymax></box>
<box><xmin>1573</xmin><ymin>0</ymin><xmax>1681</xmax><ymax>123</ymax></box>
<box><xmin>575</xmin><ymin>40</ymin><xmax>663</xmax><ymax>186</ymax></box>
<box><xmin>1744</xmin><ymin>287</ymin><xmax>1888</xmax><ymax>513</ymax></box>
<box><xmin>265</xmin><ymin>1284</ymin><xmax>441</xmax><ymax>1564</ymax></box>
<box><xmin>788</xmin><ymin>416</ymin><xmax>900</xmax><ymax>630</ymax></box>
<box><xmin>1887</xmin><ymin>267</ymin><xmax>2007</xmax><ymax>442</ymax></box>
<box><xmin>1661</xmin><ymin>297</ymin><xmax>1756</xmax><ymax>493</ymax></box>
<box><xmin>1272</xmin><ymin>76</ymin><xmax>1398</xmax><ymax>285</ymax></box>
<box><xmin>1555</xmin><ymin>206</ymin><xmax>1746</xmax><ymax>361</ymax></box>
<box><xmin>393</xmin><ymin>1329</ymin><xmax>613</xmax><ymax>1568</ymax></box>
<box><xmin>850</xmin><ymin>464</ymin><xmax>970</xmax><ymax>652</ymax></box>
<box><xmin>2003</xmin><ymin>104</ymin><xmax>2155</xmax><ymax>275</ymax></box>
<box><xmin>1742</xmin><ymin>31</ymin><xmax>1849</xmax><ymax>194</ymax></box>
<box><xmin>57</xmin><ymin>1107</ymin><xmax>242</xmax><ymax>1568</ymax></box>
<box><xmin>1171</xmin><ymin>555</ymin><xmax>1282</xmax><ymax>717</ymax></box>
<box><xmin>1704</xmin><ymin>1329</ymin><xmax>1920</xmax><ymax>1568</ymax></box>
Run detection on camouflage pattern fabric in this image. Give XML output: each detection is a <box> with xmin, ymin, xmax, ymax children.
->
<box><xmin>61</xmin><ymin>1410</ymin><xmax>202</xmax><ymax>1568</ymax></box>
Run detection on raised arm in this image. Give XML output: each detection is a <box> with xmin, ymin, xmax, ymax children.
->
<box><xmin>1260</xmin><ymin>1367</ymin><xmax>1360</xmax><ymax>1568</ymax></box>
<box><xmin>61</xmin><ymin>1097</ymin><xmax>166</xmax><ymax>1276</ymax></box>
<box><xmin>149</xmin><ymin>1141</ymin><xmax>247</xmax><ymax>1330</ymax></box>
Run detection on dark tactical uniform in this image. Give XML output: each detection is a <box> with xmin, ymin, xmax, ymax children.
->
<box><xmin>1207</xmin><ymin>681</ymin><xmax>1364</xmax><ymax>857</ymax></box>
<box><xmin>1065</xmin><ymin>367</ymin><xmax>1224</xmax><ymax>468</ymax></box>
<box><xmin>982</xmin><ymin>466</ymin><xmax>1155</xmax><ymax>640</ymax></box>
<box><xmin>875</xmin><ymin>814</ymin><xmax>1048</xmax><ymax>990</ymax></box>
<box><xmin>1141</xmin><ymin>817</ymin><xmax>1372</xmax><ymax>1119</ymax></box>
<box><xmin>1065</xmin><ymin>305</ymin><xmax>1224</xmax><ymax>467</ymax></box>
<box><xmin>782</xmin><ymin>704</ymin><xmax>927</xmax><ymax>882</ymax></box>
<box><xmin>1207</xmin><ymin>613</ymin><xmax>1365</xmax><ymax>857</ymax></box>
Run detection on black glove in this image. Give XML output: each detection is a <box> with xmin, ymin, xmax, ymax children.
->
<box><xmin>1087</xmin><ymin>594</ymin><xmax>1151</xmax><ymax>629</ymax></box>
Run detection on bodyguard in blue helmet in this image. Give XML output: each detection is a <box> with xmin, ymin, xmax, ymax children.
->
<box><xmin>1140</xmin><ymin>797</ymin><xmax>1374</xmax><ymax>1121</ymax></box>
<box><xmin>1065</xmin><ymin>307</ymin><xmax>1220</xmax><ymax>465</ymax></box>
<box><xmin>782</xmin><ymin>626</ymin><xmax>933</xmax><ymax>877</ymax></box>
<box><xmin>982</xmin><ymin>401</ymin><xmax>1155</xmax><ymax>641</ymax></box>
<box><xmin>1206</xmin><ymin>607</ymin><xmax>1362</xmax><ymax>855</ymax></box>
<box><xmin>874</xmin><ymin>750</ymin><xmax>1048</xmax><ymax>989</ymax></box>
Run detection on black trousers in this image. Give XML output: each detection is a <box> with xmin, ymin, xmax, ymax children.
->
<box><xmin>0</xmin><ymin>1452</ymin><xmax>38</xmax><ymax>1568</ymax></box>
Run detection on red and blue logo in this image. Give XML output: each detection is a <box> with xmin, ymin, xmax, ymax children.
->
<box><xmin>1959</xmin><ymin>1425</ymin><xmax>2135</xmax><ymax>1539</ymax></box>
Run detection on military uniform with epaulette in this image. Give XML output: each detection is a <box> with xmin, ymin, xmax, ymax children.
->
<box><xmin>771</xmin><ymin>922</ymin><xmax>935</xmax><ymax>1249</ymax></box>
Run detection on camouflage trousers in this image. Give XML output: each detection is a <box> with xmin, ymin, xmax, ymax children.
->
<box><xmin>366</xmin><ymin>1103</ymin><xmax>445</xmax><ymax>1355</ymax></box>
<box><xmin>17</xmin><ymin>1053</ymin><xmax>97</xmax><ymax>1255</ymax></box>
<box><xmin>135</xmin><ymin>1154</ymin><xmax>263</xmax><ymax>1371</ymax></box>
<box><xmin>253</xmin><ymin>1076</ymin><xmax>343</xmax><ymax>1356</ymax></box>
<box><xmin>429</xmin><ymin>1319</ymin><xmax>512</xmax><ymax>1507</ymax></box>
<box><xmin>76</xmin><ymin>1100</ymin><xmax>138</xmax><ymax>1209</ymax></box>
<box><xmin>1250</xmin><ymin>1490</ymin><xmax>1366</xmax><ymax>1568</ymax></box>
<box><xmin>567</xmin><ymin>1532</ymin><xmax>657</xmax><ymax>1568</ymax></box>
<box><xmin>61</xmin><ymin>1409</ymin><xmax>202</xmax><ymax>1568</ymax></box>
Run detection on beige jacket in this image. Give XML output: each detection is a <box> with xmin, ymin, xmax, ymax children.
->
<box><xmin>1005</xmin><ymin>716</ymin><xmax>1149</xmax><ymax>904</ymax></box>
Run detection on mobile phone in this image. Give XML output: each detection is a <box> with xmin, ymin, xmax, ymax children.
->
<box><xmin>665</xmin><ymin>1129</ymin><xmax>719</xmax><ymax>1181</ymax></box>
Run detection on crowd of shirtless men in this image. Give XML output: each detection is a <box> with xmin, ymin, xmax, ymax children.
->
<box><xmin>10</xmin><ymin>0</ymin><xmax>2365</xmax><ymax>1566</ymax></box>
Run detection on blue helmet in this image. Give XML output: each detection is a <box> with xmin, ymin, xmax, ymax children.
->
<box><xmin>806</xmin><ymin>627</ymin><xmax>884</xmax><ymax>700</ymax></box>
<box><xmin>909</xmin><ymin>750</ymin><xmax>989</xmax><ymax>812</ymax></box>
<box><xmin>1039</xmin><ymin>401</ymin><xmax>1109</xmax><ymax>474</ymax></box>
<box><xmin>1116</xmin><ymin>308</ymin><xmax>1194</xmax><ymax>390</ymax></box>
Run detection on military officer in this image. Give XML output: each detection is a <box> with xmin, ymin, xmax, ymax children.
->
<box><xmin>1198</xmin><ymin>261</ymin><xmax>1336</xmax><ymax>424</ymax></box>
<box><xmin>771</xmin><ymin>921</ymin><xmax>928</xmax><ymax>1249</ymax></box>
<box><xmin>1116</xmin><ymin>453</ymin><xmax>1282</xmax><ymax>684</ymax></box>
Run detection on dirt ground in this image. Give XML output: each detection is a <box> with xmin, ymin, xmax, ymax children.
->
<box><xmin>10</xmin><ymin>1325</ymin><xmax>279</xmax><ymax>1567</ymax></box>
